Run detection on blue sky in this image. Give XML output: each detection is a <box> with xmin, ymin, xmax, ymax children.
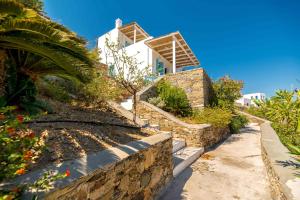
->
<box><xmin>44</xmin><ymin>0</ymin><xmax>300</xmax><ymax>96</ymax></box>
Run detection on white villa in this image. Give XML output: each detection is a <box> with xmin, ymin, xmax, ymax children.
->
<box><xmin>97</xmin><ymin>18</ymin><xmax>200</xmax><ymax>76</ymax></box>
<box><xmin>236</xmin><ymin>92</ymin><xmax>266</xmax><ymax>106</ymax></box>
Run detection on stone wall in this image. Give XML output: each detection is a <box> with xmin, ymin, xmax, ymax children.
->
<box><xmin>47</xmin><ymin>133</ymin><xmax>173</xmax><ymax>200</ymax></box>
<box><xmin>136</xmin><ymin>101</ymin><xmax>229</xmax><ymax>148</ymax></box>
<box><xmin>5</xmin><ymin>133</ymin><xmax>173</xmax><ymax>200</ymax></box>
<box><xmin>137</xmin><ymin>68</ymin><xmax>214</xmax><ymax>108</ymax></box>
<box><xmin>164</xmin><ymin>68</ymin><xmax>213</xmax><ymax>108</ymax></box>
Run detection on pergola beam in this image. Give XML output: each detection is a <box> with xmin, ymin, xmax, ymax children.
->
<box><xmin>174</xmin><ymin>35</ymin><xmax>196</xmax><ymax>66</ymax></box>
<box><xmin>145</xmin><ymin>31</ymin><xmax>200</xmax><ymax>69</ymax></box>
<box><xmin>172</xmin><ymin>36</ymin><xmax>176</xmax><ymax>74</ymax></box>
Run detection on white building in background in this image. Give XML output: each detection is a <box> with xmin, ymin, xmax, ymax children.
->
<box><xmin>97</xmin><ymin>18</ymin><xmax>200</xmax><ymax>77</ymax></box>
<box><xmin>236</xmin><ymin>93</ymin><xmax>266</xmax><ymax>107</ymax></box>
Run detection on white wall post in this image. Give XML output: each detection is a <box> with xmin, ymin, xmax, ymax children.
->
<box><xmin>133</xmin><ymin>25</ymin><xmax>136</xmax><ymax>44</ymax></box>
<box><xmin>172</xmin><ymin>36</ymin><xmax>176</xmax><ymax>74</ymax></box>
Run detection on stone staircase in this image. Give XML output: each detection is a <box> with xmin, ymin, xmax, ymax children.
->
<box><xmin>140</xmin><ymin>121</ymin><xmax>204</xmax><ymax>177</ymax></box>
<box><xmin>172</xmin><ymin>139</ymin><xmax>204</xmax><ymax>177</ymax></box>
<box><xmin>115</xmin><ymin>99</ymin><xmax>205</xmax><ymax>177</ymax></box>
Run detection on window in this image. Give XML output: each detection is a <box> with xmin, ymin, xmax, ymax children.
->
<box><xmin>108</xmin><ymin>65</ymin><xmax>115</xmax><ymax>77</ymax></box>
<box><xmin>125</xmin><ymin>41</ymin><xmax>130</xmax><ymax>47</ymax></box>
<box><xmin>255</xmin><ymin>96</ymin><xmax>258</xmax><ymax>99</ymax></box>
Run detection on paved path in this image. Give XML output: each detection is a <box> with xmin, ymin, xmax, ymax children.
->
<box><xmin>161</xmin><ymin>123</ymin><xmax>271</xmax><ymax>200</ymax></box>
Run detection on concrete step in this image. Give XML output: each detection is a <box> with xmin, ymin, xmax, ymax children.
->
<box><xmin>172</xmin><ymin>139</ymin><xmax>186</xmax><ymax>153</ymax></box>
<box><xmin>120</xmin><ymin>98</ymin><xmax>133</xmax><ymax>111</ymax></box>
<box><xmin>173</xmin><ymin>147</ymin><xmax>204</xmax><ymax>177</ymax></box>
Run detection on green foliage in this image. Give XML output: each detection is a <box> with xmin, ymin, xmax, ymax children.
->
<box><xmin>156</xmin><ymin>80</ymin><xmax>192</xmax><ymax>117</ymax></box>
<box><xmin>37</xmin><ymin>78</ymin><xmax>72</xmax><ymax>103</ymax></box>
<box><xmin>1</xmin><ymin>59</ymin><xmax>52</xmax><ymax>114</ymax></box>
<box><xmin>0</xmin><ymin>107</ymin><xmax>69</xmax><ymax>199</ymax></box>
<box><xmin>148</xmin><ymin>96</ymin><xmax>165</xmax><ymax>109</ymax></box>
<box><xmin>83</xmin><ymin>68</ymin><xmax>123</xmax><ymax>102</ymax></box>
<box><xmin>183</xmin><ymin>107</ymin><xmax>232</xmax><ymax>128</ymax></box>
<box><xmin>212</xmin><ymin>76</ymin><xmax>244</xmax><ymax>110</ymax></box>
<box><xmin>247</xmin><ymin>90</ymin><xmax>300</xmax><ymax>155</ymax></box>
<box><xmin>0</xmin><ymin>106</ymin><xmax>41</xmax><ymax>181</ymax></box>
<box><xmin>18</xmin><ymin>0</ymin><xmax>44</xmax><ymax>12</ymax></box>
<box><xmin>229</xmin><ymin>114</ymin><xmax>248</xmax><ymax>134</ymax></box>
<box><xmin>245</xmin><ymin>106</ymin><xmax>266</xmax><ymax>119</ymax></box>
<box><xmin>0</xmin><ymin>0</ymin><xmax>93</xmax><ymax>113</ymax></box>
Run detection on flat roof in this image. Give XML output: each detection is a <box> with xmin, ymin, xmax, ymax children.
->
<box><xmin>118</xmin><ymin>22</ymin><xmax>150</xmax><ymax>42</ymax></box>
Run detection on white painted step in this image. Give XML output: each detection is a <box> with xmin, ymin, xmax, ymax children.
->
<box><xmin>149</xmin><ymin>124</ymin><xmax>160</xmax><ymax>130</ymax></box>
<box><xmin>173</xmin><ymin>147</ymin><xmax>204</xmax><ymax>177</ymax></box>
<box><xmin>172</xmin><ymin>139</ymin><xmax>186</xmax><ymax>153</ymax></box>
<box><xmin>120</xmin><ymin>98</ymin><xmax>133</xmax><ymax>110</ymax></box>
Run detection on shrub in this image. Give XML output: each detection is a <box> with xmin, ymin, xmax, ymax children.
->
<box><xmin>245</xmin><ymin>106</ymin><xmax>266</xmax><ymax>119</ymax></box>
<box><xmin>244</xmin><ymin>90</ymin><xmax>300</xmax><ymax>155</ymax></box>
<box><xmin>229</xmin><ymin>114</ymin><xmax>248</xmax><ymax>134</ymax></box>
<box><xmin>212</xmin><ymin>76</ymin><xmax>243</xmax><ymax>110</ymax></box>
<box><xmin>148</xmin><ymin>96</ymin><xmax>165</xmax><ymax>108</ymax></box>
<box><xmin>83</xmin><ymin>68</ymin><xmax>123</xmax><ymax>103</ymax></box>
<box><xmin>156</xmin><ymin>80</ymin><xmax>192</xmax><ymax>117</ymax></box>
<box><xmin>183</xmin><ymin>107</ymin><xmax>232</xmax><ymax>128</ymax></box>
<box><xmin>0</xmin><ymin>107</ymin><xmax>69</xmax><ymax>199</ymax></box>
<box><xmin>0</xmin><ymin>106</ymin><xmax>41</xmax><ymax>181</ymax></box>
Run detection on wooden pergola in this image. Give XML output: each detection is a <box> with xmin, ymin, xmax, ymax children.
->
<box><xmin>118</xmin><ymin>22</ymin><xmax>150</xmax><ymax>43</ymax></box>
<box><xmin>145</xmin><ymin>31</ymin><xmax>199</xmax><ymax>73</ymax></box>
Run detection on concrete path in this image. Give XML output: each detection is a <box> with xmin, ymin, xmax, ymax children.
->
<box><xmin>161</xmin><ymin>123</ymin><xmax>272</xmax><ymax>200</ymax></box>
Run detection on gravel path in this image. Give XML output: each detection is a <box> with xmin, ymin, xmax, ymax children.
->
<box><xmin>161</xmin><ymin>123</ymin><xmax>271</xmax><ymax>200</ymax></box>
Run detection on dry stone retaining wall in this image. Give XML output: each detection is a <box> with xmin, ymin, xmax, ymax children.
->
<box><xmin>4</xmin><ymin>133</ymin><xmax>173</xmax><ymax>200</ymax></box>
<box><xmin>137</xmin><ymin>68</ymin><xmax>214</xmax><ymax>109</ymax></box>
<box><xmin>136</xmin><ymin>101</ymin><xmax>229</xmax><ymax>148</ymax></box>
<box><xmin>46</xmin><ymin>133</ymin><xmax>173</xmax><ymax>200</ymax></box>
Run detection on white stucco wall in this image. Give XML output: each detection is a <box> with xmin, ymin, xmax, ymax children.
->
<box><xmin>97</xmin><ymin>29</ymin><xmax>172</xmax><ymax>77</ymax></box>
<box><xmin>236</xmin><ymin>93</ymin><xmax>266</xmax><ymax>106</ymax></box>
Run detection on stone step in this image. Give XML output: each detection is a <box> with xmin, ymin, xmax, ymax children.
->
<box><xmin>172</xmin><ymin>139</ymin><xmax>186</xmax><ymax>153</ymax></box>
<box><xmin>149</xmin><ymin>124</ymin><xmax>160</xmax><ymax>130</ymax></box>
<box><xmin>140</xmin><ymin>119</ymin><xmax>150</xmax><ymax>127</ymax></box>
<box><xmin>173</xmin><ymin>147</ymin><xmax>204</xmax><ymax>177</ymax></box>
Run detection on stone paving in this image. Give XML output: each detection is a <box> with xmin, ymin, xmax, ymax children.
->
<box><xmin>161</xmin><ymin>123</ymin><xmax>272</xmax><ymax>200</ymax></box>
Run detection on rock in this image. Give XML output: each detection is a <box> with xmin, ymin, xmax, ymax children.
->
<box><xmin>140</xmin><ymin>172</ymin><xmax>151</xmax><ymax>188</ymax></box>
<box><xmin>119</xmin><ymin>175</ymin><xmax>129</xmax><ymax>191</ymax></box>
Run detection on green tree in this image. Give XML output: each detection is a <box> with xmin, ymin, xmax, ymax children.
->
<box><xmin>104</xmin><ymin>37</ymin><xmax>151</xmax><ymax>123</ymax></box>
<box><xmin>212</xmin><ymin>76</ymin><xmax>244</xmax><ymax>110</ymax></box>
<box><xmin>0</xmin><ymin>0</ymin><xmax>93</xmax><ymax>112</ymax></box>
<box><xmin>255</xmin><ymin>90</ymin><xmax>300</xmax><ymax>154</ymax></box>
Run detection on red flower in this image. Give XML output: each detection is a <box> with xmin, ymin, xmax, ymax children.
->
<box><xmin>16</xmin><ymin>115</ymin><xmax>24</xmax><ymax>123</ymax></box>
<box><xmin>27</xmin><ymin>132</ymin><xmax>35</xmax><ymax>139</ymax></box>
<box><xmin>65</xmin><ymin>169</ymin><xmax>70</xmax><ymax>177</ymax></box>
<box><xmin>0</xmin><ymin>114</ymin><xmax>5</xmax><ymax>120</ymax></box>
<box><xmin>15</xmin><ymin>168</ymin><xmax>25</xmax><ymax>175</ymax></box>
<box><xmin>23</xmin><ymin>150</ymin><xmax>33</xmax><ymax>161</ymax></box>
<box><xmin>7</xmin><ymin>127</ymin><xmax>15</xmax><ymax>134</ymax></box>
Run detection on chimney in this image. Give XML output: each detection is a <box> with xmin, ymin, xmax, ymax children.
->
<box><xmin>115</xmin><ymin>18</ymin><xmax>122</xmax><ymax>28</ymax></box>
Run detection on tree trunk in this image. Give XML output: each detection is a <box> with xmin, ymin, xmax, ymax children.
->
<box><xmin>0</xmin><ymin>50</ymin><xmax>6</xmax><ymax>97</ymax></box>
<box><xmin>133</xmin><ymin>91</ymin><xmax>137</xmax><ymax>124</ymax></box>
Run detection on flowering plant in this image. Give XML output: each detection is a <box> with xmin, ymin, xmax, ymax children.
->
<box><xmin>0</xmin><ymin>107</ymin><xmax>70</xmax><ymax>199</ymax></box>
